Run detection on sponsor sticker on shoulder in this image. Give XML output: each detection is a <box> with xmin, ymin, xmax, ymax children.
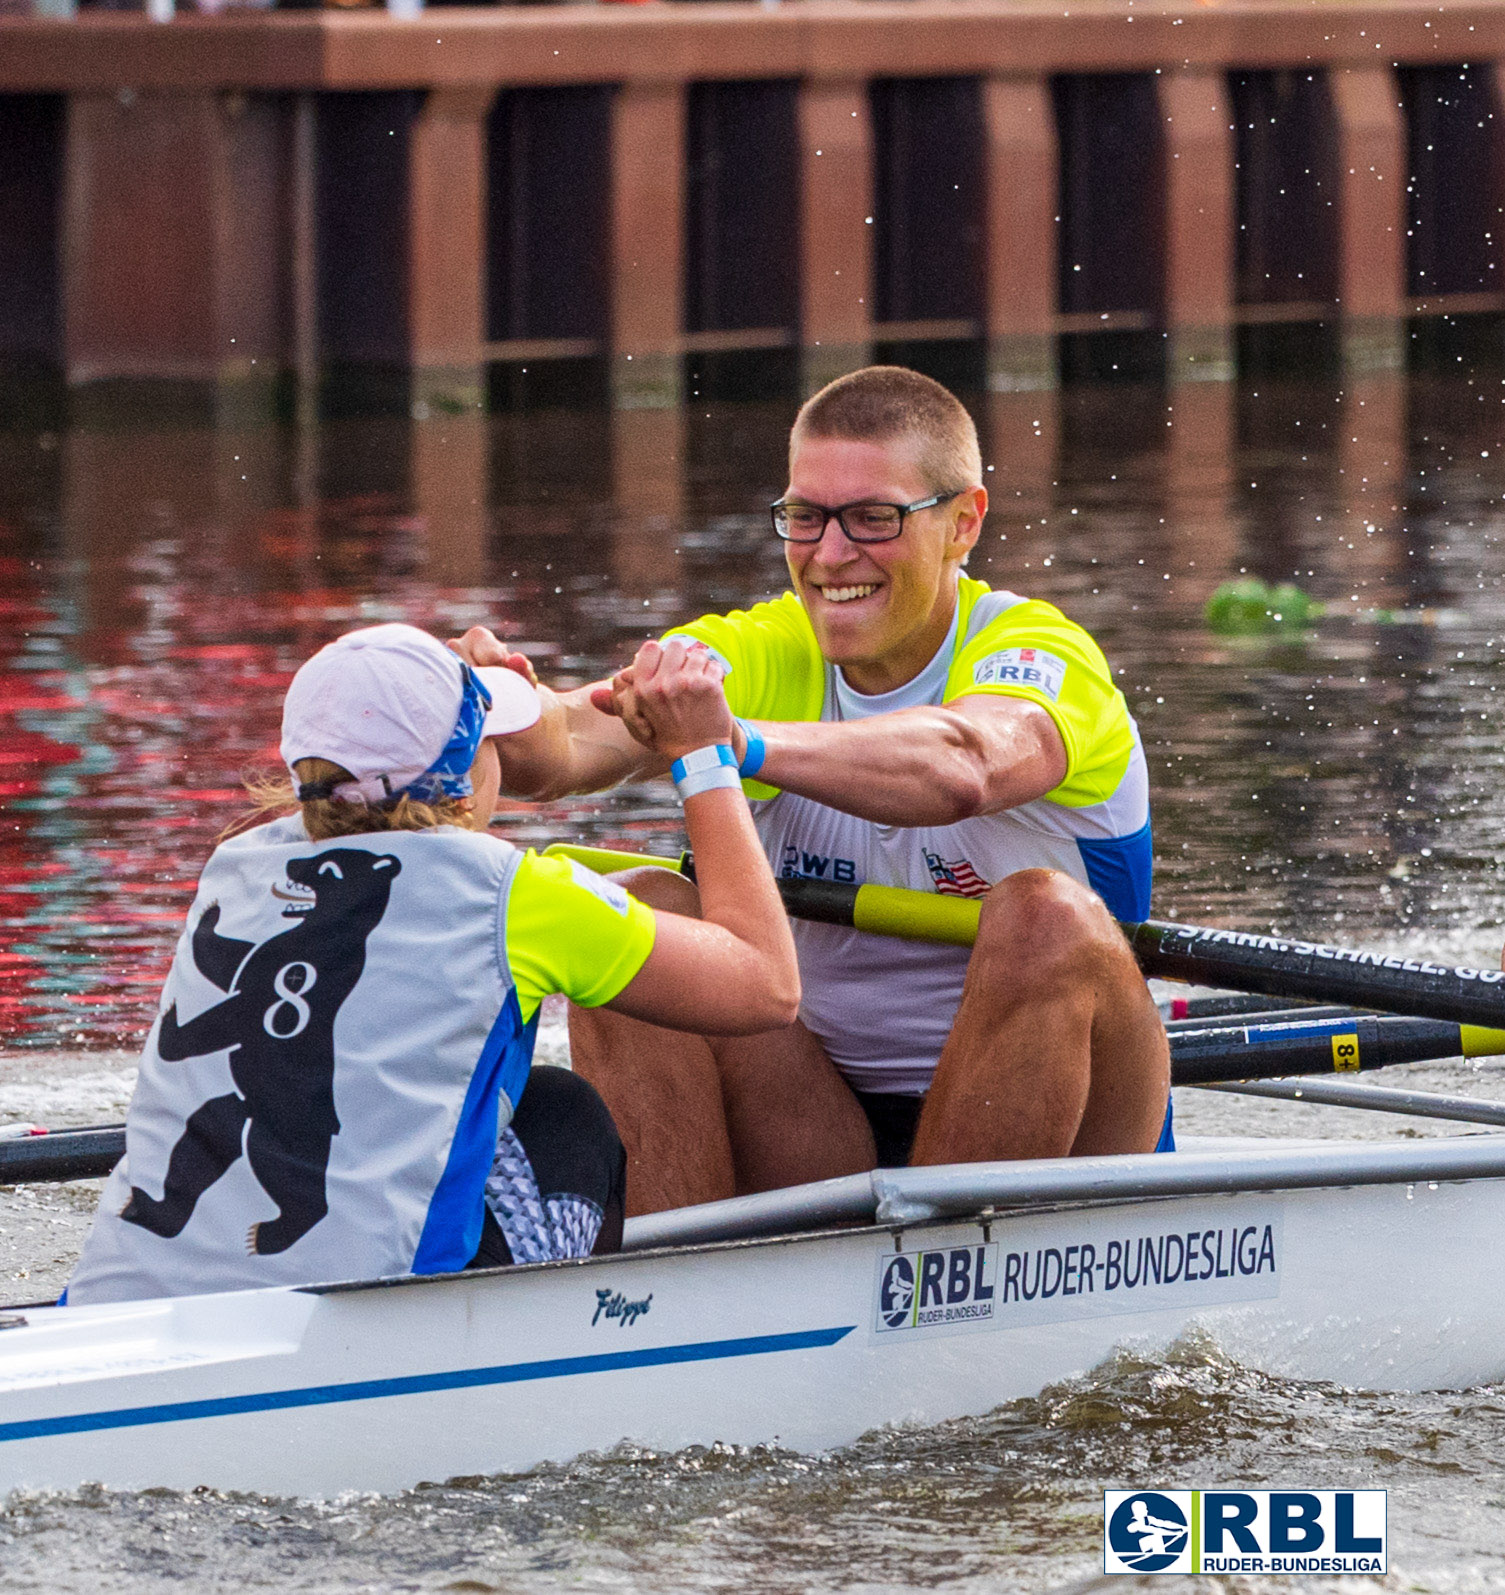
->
<box><xmin>567</xmin><ymin>859</ymin><xmax>631</xmax><ymax>917</ymax></box>
<box><xmin>972</xmin><ymin>646</ymin><xmax>1067</xmax><ymax>700</ymax></box>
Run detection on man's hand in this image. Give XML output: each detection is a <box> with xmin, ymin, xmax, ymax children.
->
<box><xmin>446</xmin><ymin>625</ymin><xmax>539</xmax><ymax>688</ymax></box>
<box><xmin>597</xmin><ymin>639</ymin><xmax>735</xmax><ymax>763</ymax></box>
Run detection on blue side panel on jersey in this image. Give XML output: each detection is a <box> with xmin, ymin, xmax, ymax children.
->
<box><xmin>412</xmin><ymin>989</ymin><xmax>539</xmax><ymax>1276</ymax></box>
<box><xmin>1076</xmin><ymin>820</ymin><xmax>1153</xmax><ymax>921</ymax></box>
<box><xmin>1077</xmin><ymin>821</ymin><xmax>1167</xmax><ymax>1151</ymax></box>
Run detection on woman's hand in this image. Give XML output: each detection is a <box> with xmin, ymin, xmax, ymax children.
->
<box><xmin>598</xmin><ymin>639</ymin><xmax>734</xmax><ymax>762</ymax></box>
<box><xmin>446</xmin><ymin>625</ymin><xmax>539</xmax><ymax>688</ymax></box>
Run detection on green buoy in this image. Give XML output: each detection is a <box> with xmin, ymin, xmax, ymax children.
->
<box><xmin>1205</xmin><ymin>578</ymin><xmax>1323</xmax><ymax>636</ymax></box>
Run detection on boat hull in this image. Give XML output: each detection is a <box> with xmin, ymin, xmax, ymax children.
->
<box><xmin>0</xmin><ymin>1157</ymin><xmax>1500</xmax><ymax>1497</ymax></box>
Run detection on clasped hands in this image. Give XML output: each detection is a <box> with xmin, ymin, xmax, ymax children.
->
<box><xmin>589</xmin><ymin>638</ymin><xmax>741</xmax><ymax>767</ymax></box>
<box><xmin>446</xmin><ymin>625</ymin><xmax>741</xmax><ymax>769</ymax></box>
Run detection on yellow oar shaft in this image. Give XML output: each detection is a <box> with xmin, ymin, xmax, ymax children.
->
<box><xmin>544</xmin><ymin>844</ymin><xmax>982</xmax><ymax>948</ymax></box>
<box><xmin>1462</xmin><ymin>1024</ymin><xmax>1505</xmax><ymax>1058</ymax></box>
<box><xmin>545</xmin><ymin>845</ymin><xmax>682</xmax><ymax>878</ymax></box>
<box><xmin>848</xmin><ymin>883</ymin><xmax>980</xmax><ymax>947</ymax></box>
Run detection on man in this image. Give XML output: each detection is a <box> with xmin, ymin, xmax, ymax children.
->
<box><xmin>454</xmin><ymin>366</ymin><xmax>1170</xmax><ymax>1214</ymax></box>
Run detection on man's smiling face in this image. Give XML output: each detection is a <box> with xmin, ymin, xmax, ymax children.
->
<box><xmin>783</xmin><ymin>432</ymin><xmax>984</xmax><ymax>695</ymax></box>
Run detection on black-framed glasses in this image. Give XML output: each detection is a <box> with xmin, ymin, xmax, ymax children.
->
<box><xmin>769</xmin><ymin>491</ymin><xmax>965</xmax><ymax>544</ymax></box>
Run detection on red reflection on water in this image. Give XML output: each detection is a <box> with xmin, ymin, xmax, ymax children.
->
<box><xmin>0</xmin><ymin>472</ymin><xmax>663</xmax><ymax>1049</ymax></box>
<box><xmin>0</xmin><ymin>510</ymin><xmax>312</xmax><ymax>1047</ymax></box>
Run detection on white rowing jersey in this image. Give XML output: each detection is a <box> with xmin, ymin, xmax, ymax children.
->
<box><xmin>669</xmin><ymin>578</ymin><xmax>1151</xmax><ymax>1094</ymax></box>
<box><xmin>67</xmin><ymin>817</ymin><xmax>653</xmax><ymax>1304</ymax></box>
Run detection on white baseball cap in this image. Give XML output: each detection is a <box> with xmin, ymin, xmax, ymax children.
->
<box><xmin>281</xmin><ymin>624</ymin><xmax>540</xmax><ymax>804</ymax></box>
<box><xmin>474</xmin><ymin>665</ymin><xmax>543</xmax><ymax>738</ymax></box>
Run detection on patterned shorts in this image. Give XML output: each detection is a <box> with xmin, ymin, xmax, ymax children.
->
<box><xmin>471</xmin><ymin>1066</ymin><xmax>626</xmax><ymax>1268</ymax></box>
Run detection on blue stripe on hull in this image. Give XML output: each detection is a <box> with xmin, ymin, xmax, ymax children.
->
<box><xmin>0</xmin><ymin>1326</ymin><xmax>856</xmax><ymax>1445</ymax></box>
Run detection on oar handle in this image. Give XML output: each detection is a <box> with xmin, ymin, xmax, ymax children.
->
<box><xmin>780</xmin><ymin>877</ymin><xmax>982</xmax><ymax>946</ymax></box>
<box><xmin>544</xmin><ymin>846</ymin><xmax>682</xmax><ymax>878</ymax></box>
<box><xmin>543</xmin><ymin>845</ymin><xmax>982</xmax><ymax>946</ymax></box>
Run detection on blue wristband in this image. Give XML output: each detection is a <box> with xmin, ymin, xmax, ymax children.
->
<box><xmin>735</xmin><ymin>718</ymin><xmax>766</xmax><ymax>779</ymax></box>
<box><xmin>671</xmin><ymin>743</ymin><xmax>740</xmax><ymax>800</ymax></box>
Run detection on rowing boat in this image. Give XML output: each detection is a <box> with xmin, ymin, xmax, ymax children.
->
<box><xmin>1</xmin><ymin>1104</ymin><xmax>1504</xmax><ymax>1497</ymax></box>
<box><xmin>10</xmin><ymin>868</ymin><xmax>1505</xmax><ymax>1499</ymax></box>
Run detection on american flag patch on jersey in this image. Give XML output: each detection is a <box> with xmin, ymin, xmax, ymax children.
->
<box><xmin>923</xmin><ymin>849</ymin><xmax>991</xmax><ymax>899</ymax></box>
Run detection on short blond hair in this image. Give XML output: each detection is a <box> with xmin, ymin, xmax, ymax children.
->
<box><xmin>791</xmin><ymin>366</ymin><xmax>983</xmax><ymax>493</ymax></box>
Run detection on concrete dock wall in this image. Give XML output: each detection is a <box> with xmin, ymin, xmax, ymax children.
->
<box><xmin>1</xmin><ymin>1</ymin><xmax>1502</xmax><ymax>405</ymax></box>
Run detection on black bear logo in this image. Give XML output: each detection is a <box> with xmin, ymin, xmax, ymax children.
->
<box><xmin>122</xmin><ymin>848</ymin><xmax>401</xmax><ymax>1255</ymax></box>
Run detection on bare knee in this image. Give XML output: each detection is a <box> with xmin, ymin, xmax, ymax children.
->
<box><xmin>608</xmin><ymin>866</ymin><xmax>702</xmax><ymax>918</ymax></box>
<box><xmin>973</xmin><ymin>870</ymin><xmax>1123</xmax><ymax>987</ymax></box>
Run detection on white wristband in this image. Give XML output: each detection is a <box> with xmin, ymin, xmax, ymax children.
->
<box><xmin>671</xmin><ymin>744</ymin><xmax>740</xmax><ymax>800</ymax></box>
<box><xmin>676</xmin><ymin>765</ymin><xmax>743</xmax><ymax>800</ymax></box>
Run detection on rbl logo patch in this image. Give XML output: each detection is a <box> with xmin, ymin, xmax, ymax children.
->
<box><xmin>972</xmin><ymin>646</ymin><xmax>1067</xmax><ymax>700</ymax></box>
<box><xmin>873</xmin><ymin>1244</ymin><xmax>997</xmax><ymax>1333</ymax></box>
<box><xmin>1106</xmin><ymin>1493</ymin><xmax>1189</xmax><ymax>1572</ymax></box>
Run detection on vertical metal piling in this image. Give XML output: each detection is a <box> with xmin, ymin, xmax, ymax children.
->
<box><xmin>1329</xmin><ymin>66</ymin><xmax>1407</xmax><ymax>374</ymax></box>
<box><xmin>609</xmin><ymin>79</ymin><xmax>685</xmax><ymax>409</ymax></box>
<box><xmin>797</xmin><ymin>78</ymin><xmax>873</xmax><ymax>396</ymax></box>
<box><xmin>982</xmin><ymin>75</ymin><xmax>1059</xmax><ymax>394</ymax></box>
<box><xmin>61</xmin><ymin>89</ymin><xmax>287</xmax><ymax>415</ymax></box>
<box><xmin>407</xmin><ymin>87</ymin><xmax>492</xmax><ymax>417</ymax></box>
<box><xmin>1159</xmin><ymin>70</ymin><xmax>1236</xmax><ymax>383</ymax></box>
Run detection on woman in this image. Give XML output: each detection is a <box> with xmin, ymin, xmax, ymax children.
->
<box><xmin>67</xmin><ymin>623</ymin><xmax>797</xmax><ymax>1303</ymax></box>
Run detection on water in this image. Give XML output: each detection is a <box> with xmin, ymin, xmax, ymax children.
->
<box><xmin>4</xmin><ymin>348</ymin><xmax>1505</xmax><ymax>1588</ymax></box>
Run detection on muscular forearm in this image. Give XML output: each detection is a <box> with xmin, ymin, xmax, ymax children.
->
<box><xmin>598</xmin><ymin>642</ymin><xmax>800</xmax><ymax>1035</ymax></box>
<box><xmin>748</xmin><ymin>703</ymin><xmax>1065</xmax><ymax>825</ymax></box>
<box><xmin>497</xmin><ymin>683</ymin><xmax>668</xmax><ymax>801</ymax></box>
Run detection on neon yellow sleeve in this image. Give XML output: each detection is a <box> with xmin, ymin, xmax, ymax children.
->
<box><xmin>945</xmin><ymin>593</ymin><xmax>1136</xmax><ymax>809</ymax></box>
<box><xmin>504</xmin><ymin>850</ymin><xmax>657</xmax><ymax>1024</ymax></box>
<box><xmin>664</xmin><ymin>593</ymin><xmax>825</xmax><ymax>798</ymax></box>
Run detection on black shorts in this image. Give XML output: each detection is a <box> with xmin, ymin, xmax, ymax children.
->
<box><xmin>856</xmin><ymin>1090</ymin><xmax>927</xmax><ymax>1168</ymax></box>
<box><xmin>468</xmin><ymin>1067</ymin><xmax>627</xmax><ymax>1269</ymax></box>
<box><xmin>857</xmin><ymin>1088</ymin><xmax>1177</xmax><ymax>1165</ymax></box>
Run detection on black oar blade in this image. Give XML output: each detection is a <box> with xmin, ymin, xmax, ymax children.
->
<box><xmin>1129</xmin><ymin>918</ymin><xmax>1505</xmax><ymax>1029</ymax></box>
<box><xmin>0</xmin><ymin>1128</ymin><xmax>124</xmax><ymax>1184</ymax></box>
<box><xmin>1170</xmin><ymin>1014</ymin><xmax>1466</xmax><ymax>1086</ymax></box>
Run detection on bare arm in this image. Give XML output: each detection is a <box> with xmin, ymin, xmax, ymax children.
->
<box><xmin>502</xmin><ymin>681</ymin><xmax>669</xmax><ymax>800</ymax></box>
<box><xmin>737</xmin><ymin>695</ymin><xmax>1067</xmax><ymax>825</ymax></box>
<box><xmin>447</xmin><ymin>626</ymin><xmax>668</xmax><ymax>800</ymax></box>
<box><xmin>607</xmin><ymin>788</ymin><xmax>800</xmax><ymax>1034</ymax></box>
<box><xmin>600</xmin><ymin>640</ymin><xmax>800</xmax><ymax>1035</ymax></box>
